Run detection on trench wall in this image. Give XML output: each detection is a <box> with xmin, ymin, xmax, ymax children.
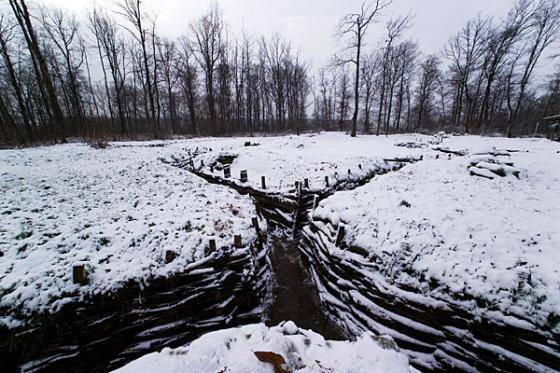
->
<box><xmin>298</xmin><ymin>218</ymin><xmax>560</xmax><ymax>372</ymax></box>
<box><xmin>0</xmin><ymin>242</ymin><xmax>270</xmax><ymax>372</ymax></box>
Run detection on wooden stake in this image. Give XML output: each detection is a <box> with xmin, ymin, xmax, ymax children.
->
<box><xmin>325</xmin><ymin>175</ymin><xmax>329</xmax><ymax>187</ymax></box>
<box><xmin>251</xmin><ymin>217</ymin><xmax>260</xmax><ymax>231</ymax></box>
<box><xmin>234</xmin><ymin>234</ymin><xmax>243</xmax><ymax>248</ymax></box>
<box><xmin>251</xmin><ymin>217</ymin><xmax>262</xmax><ymax>241</ymax></box>
<box><xmin>261</xmin><ymin>176</ymin><xmax>266</xmax><ymax>189</ymax></box>
<box><xmin>303</xmin><ymin>178</ymin><xmax>309</xmax><ymax>189</ymax></box>
<box><xmin>240</xmin><ymin>170</ymin><xmax>248</xmax><ymax>183</ymax></box>
<box><xmin>224</xmin><ymin>165</ymin><xmax>231</xmax><ymax>178</ymax></box>
<box><xmin>209</xmin><ymin>239</ymin><xmax>217</xmax><ymax>252</ymax></box>
<box><xmin>335</xmin><ymin>224</ymin><xmax>345</xmax><ymax>247</ymax></box>
<box><xmin>165</xmin><ymin>250</ymin><xmax>177</xmax><ymax>263</ymax></box>
<box><xmin>73</xmin><ymin>264</ymin><xmax>88</xmax><ymax>285</ymax></box>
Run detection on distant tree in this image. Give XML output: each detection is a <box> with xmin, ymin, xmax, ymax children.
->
<box><xmin>506</xmin><ymin>0</ymin><xmax>560</xmax><ymax>136</ymax></box>
<box><xmin>191</xmin><ymin>5</ymin><xmax>225</xmax><ymax>136</ymax></box>
<box><xmin>376</xmin><ymin>15</ymin><xmax>411</xmax><ymax>135</ymax></box>
<box><xmin>415</xmin><ymin>55</ymin><xmax>441</xmax><ymax>128</ymax></box>
<box><xmin>9</xmin><ymin>0</ymin><xmax>67</xmax><ymax>142</ymax></box>
<box><xmin>337</xmin><ymin>0</ymin><xmax>391</xmax><ymax>137</ymax></box>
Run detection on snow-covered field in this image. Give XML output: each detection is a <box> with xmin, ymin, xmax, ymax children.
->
<box><xmin>114</xmin><ymin>322</ymin><xmax>415</xmax><ymax>373</ymax></box>
<box><xmin>0</xmin><ymin>142</ymin><xmax>258</xmax><ymax>327</ymax></box>
<box><xmin>312</xmin><ymin>136</ymin><xmax>560</xmax><ymax>332</ymax></box>
<box><xmin>188</xmin><ymin>133</ymin><xmax>428</xmax><ymax>192</ymax></box>
<box><xmin>2</xmin><ymin>132</ymin><xmax>558</xmax><ymax>370</ymax></box>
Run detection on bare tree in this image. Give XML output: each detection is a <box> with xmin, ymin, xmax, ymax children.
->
<box><xmin>190</xmin><ymin>5</ymin><xmax>224</xmax><ymax>136</ymax></box>
<box><xmin>445</xmin><ymin>17</ymin><xmax>489</xmax><ymax>133</ymax></box>
<box><xmin>337</xmin><ymin>0</ymin><xmax>391</xmax><ymax>137</ymax></box>
<box><xmin>415</xmin><ymin>55</ymin><xmax>441</xmax><ymax>128</ymax></box>
<box><xmin>477</xmin><ymin>1</ymin><xmax>530</xmax><ymax>130</ymax></box>
<box><xmin>117</xmin><ymin>0</ymin><xmax>159</xmax><ymax>138</ymax></box>
<box><xmin>9</xmin><ymin>0</ymin><xmax>67</xmax><ymax>142</ymax></box>
<box><xmin>506</xmin><ymin>0</ymin><xmax>560</xmax><ymax>136</ymax></box>
<box><xmin>376</xmin><ymin>15</ymin><xmax>411</xmax><ymax>135</ymax></box>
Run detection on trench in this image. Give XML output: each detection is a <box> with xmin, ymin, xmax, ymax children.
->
<box><xmin>1</xmin><ymin>156</ymin><xmax>421</xmax><ymax>372</ymax></box>
<box><xmin>177</xmin><ymin>155</ymin><xmax>560</xmax><ymax>372</ymax></box>
<box><xmin>265</xmin><ymin>232</ymin><xmax>344</xmax><ymax>340</ymax></box>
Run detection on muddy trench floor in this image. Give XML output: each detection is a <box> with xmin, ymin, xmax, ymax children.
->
<box><xmin>264</xmin><ymin>232</ymin><xmax>345</xmax><ymax>340</ymax></box>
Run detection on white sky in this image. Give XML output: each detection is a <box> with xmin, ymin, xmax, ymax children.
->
<box><xmin>33</xmin><ymin>0</ymin><xmax>518</xmax><ymax>70</ymax></box>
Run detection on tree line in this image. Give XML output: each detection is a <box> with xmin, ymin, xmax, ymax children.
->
<box><xmin>0</xmin><ymin>0</ymin><xmax>559</xmax><ymax>146</ymax></box>
<box><xmin>320</xmin><ymin>0</ymin><xmax>560</xmax><ymax>138</ymax></box>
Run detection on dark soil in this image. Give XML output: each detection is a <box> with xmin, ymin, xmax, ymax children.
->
<box><xmin>266</xmin><ymin>233</ymin><xmax>344</xmax><ymax>340</ymax></box>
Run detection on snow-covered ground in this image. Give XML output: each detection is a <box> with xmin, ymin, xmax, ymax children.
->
<box><xmin>312</xmin><ymin>136</ymin><xmax>560</xmax><ymax>332</ymax></box>
<box><xmin>114</xmin><ymin>322</ymin><xmax>415</xmax><ymax>373</ymax></box>
<box><xmin>0</xmin><ymin>142</ymin><xmax>258</xmax><ymax>327</ymax></box>
<box><xmin>2</xmin><ymin>132</ymin><xmax>558</xmax><ymax>370</ymax></box>
<box><xmin>188</xmin><ymin>133</ymin><xmax>428</xmax><ymax>192</ymax></box>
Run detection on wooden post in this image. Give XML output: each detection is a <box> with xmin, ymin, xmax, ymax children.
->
<box><xmin>261</xmin><ymin>176</ymin><xmax>266</xmax><ymax>189</ymax></box>
<box><xmin>325</xmin><ymin>175</ymin><xmax>329</xmax><ymax>187</ymax></box>
<box><xmin>240</xmin><ymin>170</ymin><xmax>248</xmax><ymax>183</ymax></box>
<box><xmin>224</xmin><ymin>165</ymin><xmax>231</xmax><ymax>178</ymax></box>
<box><xmin>358</xmin><ymin>164</ymin><xmax>362</xmax><ymax>170</ymax></box>
<box><xmin>303</xmin><ymin>178</ymin><xmax>309</xmax><ymax>189</ymax></box>
<box><xmin>234</xmin><ymin>234</ymin><xmax>243</xmax><ymax>248</ymax></box>
<box><xmin>251</xmin><ymin>217</ymin><xmax>260</xmax><ymax>231</ymax></box>
<box><xmin>209</xmin><ymin>239</ymin><xmax>217</xmax><ymax>252</ymax></box>
<box><xmin>295</xmin><ymin>180</ymin><xmax>300</xmax><ymax>190</ymax></box>
<box><xmin>73</xmin><ymin>264</ymin><xmax>88</xmax><ymax>285</ymax></box>
<box><xmin>251</xmin><ymin>217</ymin><xmax>262</xmax><ymax>241</ymax></box>
<box><xmin>335</xmin><ymin>224</ymin><xmax>345</xmax><ymax>247</ymax></box>
<box><xmin>348</xmin><ymin>169</ymin><xmax>351</xmax><ymax>177</ymax></box>
<box><xmin>200</xmin><ymin>160</ymin><xmax>204</xmax><ymax>168</ymax></box>
<box><xmin>165</xmin><ymin>250</ymin><xmax>177</xmax><ymax>263</ymax></box>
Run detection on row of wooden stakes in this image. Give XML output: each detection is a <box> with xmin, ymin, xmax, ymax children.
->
<box><xmin>191</xmin><ymin>158</ymin><xmax>373</xmax><ymax>190</ymax></box>
<box><xmin>72</xmin><ymin>218</ymin><xmax>264</xmax><ymax>286</ymax></box>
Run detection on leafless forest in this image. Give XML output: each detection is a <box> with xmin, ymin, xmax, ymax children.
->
<box><xmin>1</xmin><ymin>0</ymin><xmax>559</xmax><ymax>146</ymax></box>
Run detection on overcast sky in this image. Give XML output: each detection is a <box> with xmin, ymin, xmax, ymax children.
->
<box><xmin>36</xmin><ymin>0</ymin><xmax>518</xmax><ymax>70</ymax></box>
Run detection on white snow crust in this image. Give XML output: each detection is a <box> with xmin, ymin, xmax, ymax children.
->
<box><xmin>313</xmin><ymin>136</ymin><xmax>560</xmax><ymax>332</ymax></box>
<box><xmin>0</xmin><ymin>142</ymin><xmax>257</xmax><ymax>327</ymax></box>
<box><xmin>113</xmin><ymin>322</ymin><xmax>415</xmax><ymax>373</ymax></box>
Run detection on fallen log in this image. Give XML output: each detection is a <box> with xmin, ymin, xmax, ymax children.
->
<box><xmin>433</xmin><ymin>147</ymin><xmax>468</xmax><ymax>156</ymax></box>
